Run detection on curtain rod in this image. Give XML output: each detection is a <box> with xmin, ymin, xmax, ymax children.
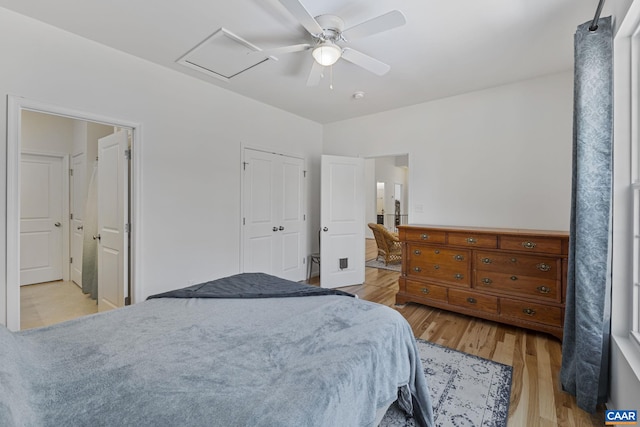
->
<box><xmin>589</xmin><ymin>0</ymin><xmax>606</xmax><ymax>31</ymax></box>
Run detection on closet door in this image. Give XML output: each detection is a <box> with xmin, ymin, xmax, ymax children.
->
<box><xmin>242</xmin><ymin>148</ymin><xmax>305</xmax><ymax>281</ymax></box>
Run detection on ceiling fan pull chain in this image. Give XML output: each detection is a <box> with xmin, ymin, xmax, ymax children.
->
<box><xmin>330</xmin><ymin>65</ymin><xmax>334</xmax><ymax>90</ymax></box>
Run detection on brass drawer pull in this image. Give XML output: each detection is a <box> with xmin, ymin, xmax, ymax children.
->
<box><xmin>480</xmin><ymin>257</ymin><xmax>492</xmax><ymax>264</ymax></box>
<box><xmin>467</xmin><ymin>297</ymin><xmax>477</xmax><ymax>304</ymax></box>
<box><xmin>510</xmin><ymin>258</ymin><xmax>517</xmax><ymax>263</ymax></box>
<box><xmin>481</xmin><ymin>278</ymin><xmax>493</xmax><ymax>285</ymax></box>
<box><xmin>421</xmin><ymin>233</ymin><xmax>429</xmax><ymax>240</ymax></box>
<box><xmin>536</xmin><ymin>263</ymin><xmax>551</xmax><ymax>272</ymax></box>
<box><xmin>466</xmin><ymin>237</ymin><xmax>477</xmax><ymax>244</ymax></box>
<box><xmin>523</xmin><ymin>308</ymin><xmax>536</xmax><ymax>316</ymax></box>
<box><xmin>421</xmin><ymin>288</ymin><xmax>430</xmax><ymax>294</ymax></box>
<box><xmin>522</xmin><ymin>241</ymin><xmax>537</xmax><ymax>249</ymax></box>
<box><xmin>414</xmin><ymin>267</ymin><xmax>422</xmax><ymax>272</ymax></box>
<box><xmin>454</xmin><ymin>273</ymin><xmax>464</xmax><ymax>280</ymax></box>
<box><xmin>434</xmin><ymin>249</ymin><xmax>440</xmax><ymax>254</ymax></box>
<box><xmin>510</xmin><ymin>276</ymin><xmax>518</xmax><ymax>281</ymax></box>
<box><xmin>414</xmin><ymin>249</ymin><xmax>422</xmax><ymax>255</ymax></box>
<box><xmin>537</xmin><ymin>286</ymin><xmax>551</xmax><ymax>294</ymax></box>
<box><xmin>454</xmin><ymin>254</ymin><xmax>465</xmax><ymax>261</ymax></box>
<box><xmin>434</xmin><ymin>264</ymin><xmax>440</xmax><ymax>270</ymax></box>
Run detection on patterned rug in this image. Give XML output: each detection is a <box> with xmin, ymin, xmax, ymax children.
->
<box><xmin>380</xmin><ymin>339</ymin><xmax>512</xmax><ymax>427</ymax></box>
<box><xmin>365</xmin><ymin>258</ymin><xmax>401</xmax><ymax>272</ymax></box>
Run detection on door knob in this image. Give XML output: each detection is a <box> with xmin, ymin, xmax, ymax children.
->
<box><xmin>77</xmin><ymin>225</ymin><xmax>84</xmax><ymax>230</ymax></box>
<box><xmin>93</xmin><ymin>234</ymin><xmax>101</xmax><ymax>241</ymax></box>
<box><xmin>272</xmin><ymin>227</ymin><xmax>278</xmax><ymax>232</ymax></box>
<box><xmin>278</xmin><ymin>226</ymin><xmax>284</xmax><ymax>231</ymax></box>
<box><xmin>54</xmin><ymin>222</ymin><xmax>61</xmax><ymax>227</ymax></box>
<box><xmin>323</xmin><ymin>227</ymin><xmax>328</xmax><ymax>232</ymax></box>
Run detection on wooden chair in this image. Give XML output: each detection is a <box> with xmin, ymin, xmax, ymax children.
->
<box><xmin>368</xmin><ymin>223</ymin><xmax>402</xmax><ymax>265</ymax></box>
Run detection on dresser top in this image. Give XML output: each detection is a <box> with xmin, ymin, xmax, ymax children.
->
<box><xmin>398</xmin><ymin>224</ymin><xmax>569</xmax><ymax>238</ymax></box>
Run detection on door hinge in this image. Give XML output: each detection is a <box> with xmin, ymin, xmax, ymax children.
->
<box><xmin>125</xmin><ymin>149</ymin><xmax>131</xmax><ymax>160</ymax></box>
<box><xmin>70</xmin><ymin>257</ymin><xmax>73</xmax><ymax>264</ymax></box>
<box><xmin>243</xmin><ymin>161</ymin><xmax>249</xmax><ymax>171</ymax></box>
<box><xmin>70</xmin><ymin>213</ymin><xmax>74</xmax><ymax>220</ymax></box>
<box><xmin>303</xmin><ymin>170</ymin><xmax>307</xmax><ymax>178</ymax></box>
<box><xmin>69</xmin><ymin>168</ymin><xmax>74</xmax><ymax>176</ymax></box>
<box><xmin>243</xmin><ymin>217</ymin><xmax>246</xmax><ymax>226</ymax></box>
<box><xmin>125</xmin><ymin>223</ymin><xmax>131</xmax><ymax>233</ymax></box>
<box><xmin>303</xmin><ymin>214</ymin><xmax>306</xmax><ymax>221</ymax></box>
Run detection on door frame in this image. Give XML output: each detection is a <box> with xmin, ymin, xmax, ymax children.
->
<box><xmin>6</xmin><ymin>95</ymin><xmax>143</xmax><ymax>331</ymax></box>
<box><xmin>20</xmin><ymin>150</ymin><xmax>71</xmax><ymax>284</ymax></box>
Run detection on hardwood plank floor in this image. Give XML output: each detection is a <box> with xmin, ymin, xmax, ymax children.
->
<box><xmin>308</xmin><ymin>239</ymin><xmax>604</xmax><ymax>426</ymax></box>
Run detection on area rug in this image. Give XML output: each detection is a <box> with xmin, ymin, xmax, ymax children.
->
<box><xmin>366</xmin><ymin>258</ymin><xmax>401</xmax><ymax>272</ymax></box>
<box><xmin>380</xmin><ymin>339</ymin><xmax>512</xmax><ymax>427</ymax></box>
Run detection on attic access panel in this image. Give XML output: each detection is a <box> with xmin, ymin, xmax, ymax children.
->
<box><xmin>177</xmin><ymin>28</ymin><xmax>271</xmax><ymax>81</ymax></box>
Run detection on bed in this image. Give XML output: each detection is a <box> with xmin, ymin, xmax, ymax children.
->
<box><xmin>1</xmin><ymin>273</ymin><xmax>434</xmax><ymax>426</ymax></box>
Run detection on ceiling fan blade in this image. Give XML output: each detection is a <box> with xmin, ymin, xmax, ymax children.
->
<box><xmin>277</xmin><ymin>0</ymin><xmax>324</xmax><ymax>35</ymax></box>
<box><xmin>341</xmin><ymin>10</ymin><xmax>406</xmax><ymax>41</ymax></box>
<box><xmin>255</xmin><ymin>43</ymin><xmax>312</xmax><ymax>58</ymax></box>
<box><xmin>341</xmin><ymin>48</ymin><xmax>391</xmax><ymax>76</ymax></box>
<box><xmin>306</xmin><ymin>61</ymin><xmax>323</xmax><ymax>86</ymax></box>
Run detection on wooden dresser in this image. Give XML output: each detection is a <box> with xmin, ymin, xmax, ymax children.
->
<box><xmin>396</xmin><ymin>225</ymin><xmax>569</xmax><ymax>339</ymax></box>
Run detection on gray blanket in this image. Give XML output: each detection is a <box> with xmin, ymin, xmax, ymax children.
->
<box><xmin>147</xmin><ymin>272</ymin><xmax>355</xmax><ymax>300</ymax></box>
<box><xmin>2</xmin><ymin>281</ymin><xmax>433</xmax><ymax>426</ymax></box>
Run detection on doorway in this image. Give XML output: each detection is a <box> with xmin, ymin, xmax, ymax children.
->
<box><xmin>365</xmin><ymin>154</ymin><xmax>409</xmax><ymax>235</ymax></box>
<box><xmin>5</xmin><ymin>96</ymin><xmax>140</xmax><ymax>331</ymax></box>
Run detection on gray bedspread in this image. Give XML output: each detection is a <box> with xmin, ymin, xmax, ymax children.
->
<box><xmin>147</xmin><ymin>272</ymin><xmax>355</xmax><ymax>300</ymax></box>
<box><xmin>1</xmin><ymin>279</ymin><xmax>434</xmax><ymax>427</ymax></box>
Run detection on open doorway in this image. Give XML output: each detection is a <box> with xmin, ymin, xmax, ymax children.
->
<box><xmin>6</xmin><ymin>96</ymin><xmax>139</xmax><ymax>331</ymax></box>
<box><xmin>364</xmin><ymin>154</ymin><xmax>409</xmax><ymax>269</ymax></box>
<box><xmin>365</xmin><ymin>155</ymin><xmax>409</xmax><ymax>233</ymax></box>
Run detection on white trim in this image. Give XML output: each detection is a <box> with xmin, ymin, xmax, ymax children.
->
<box><xmin>5</xmin><ymin>95</ymin><xmax>143</xmax><ymax>330</ymax></box>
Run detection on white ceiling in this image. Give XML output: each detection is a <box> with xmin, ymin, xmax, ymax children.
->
<box><xmin>0</xmin><ymin>0</ymin><xmax>599</xmax><ymax>123</ymax></box>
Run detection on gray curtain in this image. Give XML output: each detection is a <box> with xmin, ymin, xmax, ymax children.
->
<box><xmin>560</xmin><ymin>16</ymin><xmax>612</xmax><ymax>413</ymax></box>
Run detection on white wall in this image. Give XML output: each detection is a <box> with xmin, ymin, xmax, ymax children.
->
<box><xmin>22</xmin><ymin>110</ymin><xmax>74</xmax><ymax>153</ymax></box>
<box><xmin>0</xmin><ymin>7</ymin><xmax>323</xmax><ymax>325</ymax></box>
<box><xmin>324</xmin><ymin>72</ymin><xmax>573</xmax><ymax>231</ymax></box>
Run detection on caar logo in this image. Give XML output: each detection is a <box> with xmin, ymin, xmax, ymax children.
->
<box><xmin>606</xmin><ymin>410</ymin><xmax>638</xmax><ymax>425</ymax></box>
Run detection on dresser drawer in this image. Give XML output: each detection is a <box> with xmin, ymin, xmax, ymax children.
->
<box><xmin>475</xmin><ymin>251</ymin><xmax>560</xmax><ymax>279</ymax></box>
<box><xmin>408</xmin><ymin>245</ymin><xmax>469</xmax><ymax>265</ymax></box>
<box><xmin>448</xmin><ymin>232</ymin><xmax>497</xmax><ymax>249</ymax></box>
<box><xmin>500</xmin><ymin>298</ymin><xmax>563</xmax><ymax>327</ymax></box>
<box><xmin>408</xmin><ymin>260</ymin><xmax>470</xmax><ymax>286</ymax></box>
<box><xmin>404</xmin><ymin>229</ymin><xmax>446</xmax><ymax>244</ymax></box>
<box><xmin>473</xmin><ymin>271</ymin><xmax>559</xmax><ymax>301</ymax></box>
<box><xmin>448</xmin><ymin>289</ymin><xmax>498</xmax><ymax>314</ymax></box>
<box><xmin>405</xmin><ymin>280</ymin><xmax>448</xmax><ymax>303</ymax></box>
<box><xmin>499</xmin><ymin>235</ymin><xmax>564</xmax><ymax>255</ymax></box>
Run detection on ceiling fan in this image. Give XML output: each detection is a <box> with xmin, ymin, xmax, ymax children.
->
<box><xmin>260</xmin><ymin>0</ymin><xmax>406</xmax><ymax>86</ymax></box>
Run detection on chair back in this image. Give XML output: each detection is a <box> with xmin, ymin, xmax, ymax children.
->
<box><xmin>368</xmin><ymin>223</ymin><xmax>389</xmax><ymax>252</ymax></box>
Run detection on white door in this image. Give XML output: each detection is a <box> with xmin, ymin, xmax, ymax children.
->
<box><xmin>97</xmin><ymin>130</ymin><xmax>129</xmax><ymax>312</ymax></box>
<box><xmin>242</xmin><ymin>148</ymin><xmax>305</xmax><ymax>281</ymax></box>
<box><xmin>70</xmin><ymin>152</ymin><xmax>86</xmax><ymax>286</ymax></box>
<box><xmin>20</xmin><ymin>153</ymin><xmax>64</xmax><ymax>285</ymax></box>
<box><xmin>320</xmin><ymin>155</ymin><xmax>365</xmax><ymax>288</ymax></box>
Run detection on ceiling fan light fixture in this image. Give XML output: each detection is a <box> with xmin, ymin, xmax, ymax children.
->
<box><xmin>312</xmin><ymin>42</ymin><xmax>342</xmax><ymax>66</ymax></box>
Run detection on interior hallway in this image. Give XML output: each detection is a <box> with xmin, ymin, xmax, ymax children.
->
<box><xmin>20</xmin><ymin>281</ymin><xmax>98</xmax><ymax>330</ymax></box>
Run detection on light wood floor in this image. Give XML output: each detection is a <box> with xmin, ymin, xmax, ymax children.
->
<box><xmin>20</xmin><ymin>280</ymin><xmax>98</xmax><ymax>330</ymax></box>
<box><xmin>318</xmin><ymin>239</ymin><xmax>604</xmax><ymax>426</ymax></box>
